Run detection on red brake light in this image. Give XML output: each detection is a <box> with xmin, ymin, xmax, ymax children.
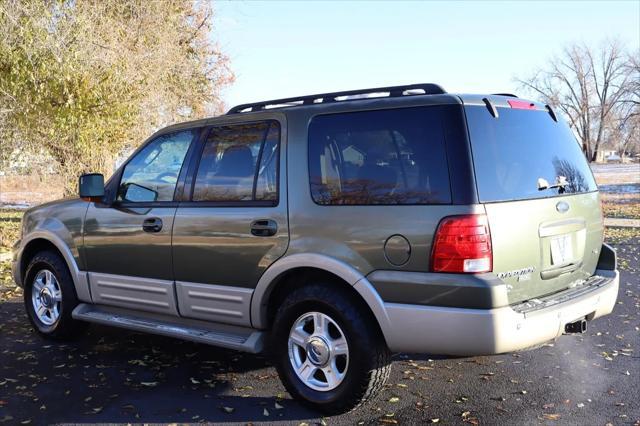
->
<box><xmin>430</xmin><ymin>214</ymin><xmax>493</xmax><ymax>273</ymax></box>
<box><xmin>507</xmin><ymin>99</ymin><xmax>536</xmax><ymax>110</ymax></box>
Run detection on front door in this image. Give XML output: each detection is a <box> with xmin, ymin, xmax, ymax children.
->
<box><xmin>172</xmin><ymin>118</ymin><xmax>288</xmax><ymax>326</ymax></box>
<box><xmin>83</xmin><ymin>129</ymin><xmax>198</xmax><ymax>316</ymax></box>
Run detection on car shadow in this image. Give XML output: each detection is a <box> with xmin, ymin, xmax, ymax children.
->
<box><xmin>0</xmin><ymin>300</ymin><xmax>338</xmax><ymax>424</ymax></box>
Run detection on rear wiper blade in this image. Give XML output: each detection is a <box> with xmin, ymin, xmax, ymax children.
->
<box><xmin>537</xmin><ymin>176</ymin><xmax>568</xmax><ymax>191</ymax></box>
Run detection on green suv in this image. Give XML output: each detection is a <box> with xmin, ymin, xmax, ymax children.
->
<box><xmin>11</xmin><ymin>84</ymin><xmax>619</xmax><ymax>413</ymax></box>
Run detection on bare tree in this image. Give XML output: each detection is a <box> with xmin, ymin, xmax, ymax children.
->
<box><xmin>610</xmin><ymin>112</ymin><xmax>640</xmax><ymax>158</ymax></box>
<box><xmin>516</xmin><ymin>40</ymin><xmax>637</xmax><ymax>162</ymax></box>
<box><xmin>625</xmin><ymin>52</ymin><xmax>640</xmax><ymax>117</ymax></box>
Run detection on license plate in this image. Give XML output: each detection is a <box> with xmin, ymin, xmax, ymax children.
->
<box><xmin>550</xmin><ymin>234</ymin><xmax>573</xmax><ymax>265</ymax></box>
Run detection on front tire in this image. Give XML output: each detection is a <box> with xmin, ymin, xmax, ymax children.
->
<box><xmin>270</xmin><ymin>281</ymin><xmax>391</xmax><ymax>414</ymax></box>
<box><xmin>23</xmin><ymin>250</ymin><xmax>87</xmax><ymax>340</ymax></box>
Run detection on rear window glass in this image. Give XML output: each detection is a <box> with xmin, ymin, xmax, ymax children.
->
<box><xmin>465</xmin><ymin>106</ymin><xmax>597</xmax><ymax>202</ymax></box>
<box><xmin>308</xmin><ymin>107</ymin><xmax>452</xmax><ymax>205</ymax></box>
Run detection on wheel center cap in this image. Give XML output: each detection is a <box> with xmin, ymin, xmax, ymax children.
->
<box><xmin>306</xmin><ymin>337</ymin><xmax>330</xmax><ymax>366</ymax></box>
<box><xmin>40</xmin><ymin>289</ymin><xmax>52</xmax><ymax>308</ymax></box>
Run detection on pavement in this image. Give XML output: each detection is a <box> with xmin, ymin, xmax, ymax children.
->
<box><xmin>0</xmin><ymin>238</ymin><xmax>638</xmax><ymax>425</ymax></box>
<box><xmin>604</xmin><ymin>218</ymin><xmax>640</xmax><ymax>228</ymax></box>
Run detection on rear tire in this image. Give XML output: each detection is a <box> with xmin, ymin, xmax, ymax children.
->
<box><xmin>270</xmin><ymin>281</ymin><xmax>391</xmax><ymax>414</ymax></box>
<box><xmin>23</xmin><ymin>250</ymin><xmax>87</xmax><ymax>340</ymax></box>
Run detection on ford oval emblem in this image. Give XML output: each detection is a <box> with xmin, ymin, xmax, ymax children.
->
<box><xmin>556</xmin><ymin>201</ymin><xmax>570</xmax><ymax>213</ymax></box>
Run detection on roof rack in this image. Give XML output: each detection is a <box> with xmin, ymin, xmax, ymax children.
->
<box><xmin>227</xmin><ymin>83</ymin><xmax>446</xmax><ymax>114</ymax></box>
<box><xmin>492</xmin><ymin>93</ymin><xmax>518</xmax><ymax>98</ymax></box>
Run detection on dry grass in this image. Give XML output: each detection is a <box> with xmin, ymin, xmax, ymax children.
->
<box><xmin>601</xmin><ymin>202</ymin><xmax>640</xmax><ymax>219</ymax></box>
<box><xmin>0</xmin><ymin>209</ymin><xmax>23</xmax><ymax>300</ymax></box>
<box><xmin>593</xmin><ymin>163</ymin><xmax>640</xmax><ymax>220</ymax></box>
<box><xmin>604</xmin><ymin>226</ymin><xmax>640</xmax><ymax>244</ymax></box>
<box><xmin>0</xmin><ymin>209</ymin><xmax>22</xmax><ymax>252</ymax></box>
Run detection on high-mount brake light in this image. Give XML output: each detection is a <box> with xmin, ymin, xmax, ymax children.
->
<box><xmin>507</xmin><ymin>99</ymin><xmax>536</xmax><ymax>110</ymax></box>
<box><xmin>430</xmin><ymin>214</ymin><xmax>493</xmax><ymax>273</ymax></box>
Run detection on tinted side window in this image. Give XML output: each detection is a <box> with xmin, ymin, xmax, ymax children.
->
<box><xmin>192</xmin><ymin>121</ymin><xmax>279</xmax><ymax>202</ymax></box>
<box><xmin>118</xmin><ymin>130</ymin><xmax>194</xmax><ymax>202</ymax></box>
<box><xmin>308</xmin><ymin>107</ymin><xmax>451</xmax><ymax>205</ymax></box>
<box><xmin>465</xmin><ymin>106</ymin><xmax>597</xmax><ymax>202</ymax></box>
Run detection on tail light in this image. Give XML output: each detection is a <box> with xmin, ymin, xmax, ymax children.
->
<box><xmin>430</xmin><ymin>214</ymin><xmax>492</xmax><ymax>273</ymax></box>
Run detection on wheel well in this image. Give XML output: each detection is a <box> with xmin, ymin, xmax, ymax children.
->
<box><xmin>20</xmin><ymin>239</ymin><xmax>64</xmax><ymax>280</ymax></box>
<box><xmin>264</xmin><ymin>267</ymin><xmax>386</xmax><ymax>343</ymax></box>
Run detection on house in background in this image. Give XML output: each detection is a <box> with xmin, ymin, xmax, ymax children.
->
<box><xmin>595</xmin><ymin>148</ymin><xmax>620</xmax><ymax>163</ymax></box>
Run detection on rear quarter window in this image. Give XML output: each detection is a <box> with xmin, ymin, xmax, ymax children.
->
<box><xmin>308</xmin><ymin>106</ymin><xmax>452</xmax><ymax>205</ymax></box>
<box><xmin>465</xmin><ymin>106</ymin><xmax>597</xmax><ymax>202</ymax></box>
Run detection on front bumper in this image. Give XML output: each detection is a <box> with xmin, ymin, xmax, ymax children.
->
<box><xmin>382</xmin><ymin>269</ymin><xmax>619</xmax><ymax>355</ymax></box>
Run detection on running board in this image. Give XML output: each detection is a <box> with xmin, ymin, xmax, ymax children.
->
<box><xmin>72</xmin><ymin>304</ymin><xmax>264</xmax><ymax>353</ymax></box>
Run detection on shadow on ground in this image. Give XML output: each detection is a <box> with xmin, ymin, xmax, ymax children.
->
<box><xmin>0</xmin><ymin>300</ymin><xmax>327</xmax><ymax>424</ymax></box>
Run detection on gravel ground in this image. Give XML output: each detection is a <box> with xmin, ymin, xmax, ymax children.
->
<box><xmin>0</xmin><ymin>238</ymin><xmax>638</xmax><ymax>426</ymax></box>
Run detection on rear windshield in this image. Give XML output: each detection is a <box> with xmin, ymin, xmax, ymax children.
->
<box><xmin>465</xmin><ymin>106</ymin><xmax>597</xmax><ymax>202</ymax></box>
<box><xmin>308</xmin><ymin>106</ymin><xmax>452</xmax><ymax>205</ymax></box>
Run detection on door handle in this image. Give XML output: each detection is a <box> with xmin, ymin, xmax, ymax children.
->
<box><xmin>142</xmin><ymin>217</ymin><xmax>163</xmax><ymax>233</ymax></box>
<box><xmin>251</xmin><ymin>219</ymin><xmax>277</xmax><ymax>237</ymax></box>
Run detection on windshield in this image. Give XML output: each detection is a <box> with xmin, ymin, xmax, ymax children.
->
<box><xmin>465</xmin><ymin>106</ymin><xmax>597</xmax><ymax>202</ymax></box>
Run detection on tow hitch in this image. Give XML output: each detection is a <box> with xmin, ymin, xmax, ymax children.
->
<box><xmin>564</xmin><ymin>319</ymin><xmax>587</xmax><ymax>334</ymax></box>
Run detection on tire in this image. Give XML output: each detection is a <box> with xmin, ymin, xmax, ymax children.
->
<box><xmin>270</xmin><ymin>281</ymin><xmax>391</xmax><ymax>414</ymax></box>
<box><xmin>23</xmin><ymin>250</ymin><xmax>87</xmax><ymax>340</ymax></box>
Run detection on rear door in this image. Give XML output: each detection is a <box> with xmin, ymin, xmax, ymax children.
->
<box><xmin>171</xmin><ymin>118</ymin><xmax>288</xmax><ymax>326</ymax></box>
<box><xmin>465</xmin><ymin>101</ymin><xmax>602</xmax><ymax>304</ymax></box>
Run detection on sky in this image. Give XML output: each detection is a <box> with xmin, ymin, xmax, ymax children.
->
<box><xmin>213</xmin><ymin>1</ymin><xmax>640</xmax><ymax>109</ymax></box>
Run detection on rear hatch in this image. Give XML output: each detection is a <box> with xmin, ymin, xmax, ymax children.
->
<box><xmin>464</xmin><ymin>99</ymin><xmax>603</xmax><ymax>304</ymax></box>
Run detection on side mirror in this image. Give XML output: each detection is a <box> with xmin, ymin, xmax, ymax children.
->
<box><xmin>79</xmin><ymin>173</ymin><xmax>105</xmax><ymax>201</ymax></box>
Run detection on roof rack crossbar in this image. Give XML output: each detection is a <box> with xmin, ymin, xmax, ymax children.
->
<box><xmin>227</xmin><ymin>83</ymin><xmax>446</xmax><ymax>114</ymax></box>
<box><xmin>492</xmin><ymin>93</ymin><xmax>518</xmax><ymax>98</ymax></box>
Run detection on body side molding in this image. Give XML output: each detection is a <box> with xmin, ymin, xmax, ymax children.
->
<box><xmin>176</xmin><ymin>281</ymin><xmax>253</xmax><ymax>326</ymax></box>
<box><xmin>88</xmin><ymin>272</ymin><xmax>179</xmax><ymax>316</ymax></box>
